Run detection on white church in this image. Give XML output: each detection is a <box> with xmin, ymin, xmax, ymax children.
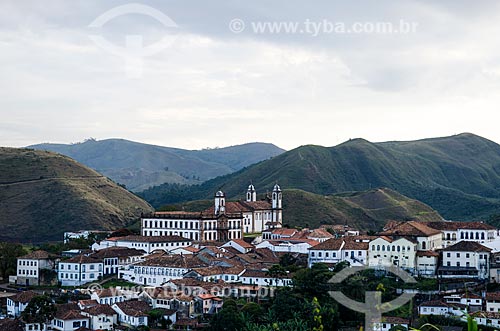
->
<box><xmin>141</xmin><ymin>184</ymin><xmax>283</xmax><ymax>242</ymax></box>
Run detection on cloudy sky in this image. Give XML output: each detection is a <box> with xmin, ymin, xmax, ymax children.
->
<box><xmin>2</xmin><ymin>0</ymin><xmax>500</xmax><ymax>150</ymax></box>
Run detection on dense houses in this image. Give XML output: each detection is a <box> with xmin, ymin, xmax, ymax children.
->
<box><xmin>5</xmin><ymin>186</ymin><xmax>500</xmax><ymax>330</ymax></box>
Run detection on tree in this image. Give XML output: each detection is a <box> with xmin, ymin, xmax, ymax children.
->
<box><xmin>0</xmin><ymin>242</ymin><xmax>27</xmax><ymax>280</ymax></box>
<box><xmin>267</xmin><ymin>264</ymin><xmax>288</xmax><ymax>286</ymax></box>
<box><xmin>241</xmin><ymin>302</ymin><xmax>264</xmax><ymax>323</ymax></box>
<box><xmin>21</xmin><ymin>295</ymin><xmax>56</xmax><ymax>328</ymax></box>
<box><xmin>209</xmin><ymin>299</ymin><xmax>246</xmax><ymax>331</ymax></box>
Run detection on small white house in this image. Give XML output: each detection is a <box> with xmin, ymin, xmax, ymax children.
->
<box><xmin>112</xmin><ymin>300</ymin><xmax>151</xmax><ymax>328</ymax></box>
<box><xmin>51</xmin><ymin>304</ymin><xmax>90</xmax><ymax>331</ymax></box>
<box><xmin>486</xmin><ymin>292</ymin><xmax>500</xmax><ymax>312</ymax></box>
<box><xmin>6</xmin><ymin>291</ymin><xmax>38</xmax><ymax>317</ymax></box>
<box><xmin>221</xmin><ymin>239</ymin><xmax>254</xmax><ymax>254</ymax></box>
<box><xmin>81</xmin><ymin>304</ymin><xmax>117</xmax><ymax>330</ymax></box>
<box><xmin>373</xmin><ymin>316</ymin><xmax>409</xmax><ymax>331</ymax></box>
<box><xmin>255</xmin><ymin>239</ymin><xmax>317</xmax><ymax>254</ymax></box>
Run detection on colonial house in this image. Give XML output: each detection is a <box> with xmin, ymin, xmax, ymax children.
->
<box><xmin>90</xmin><ymin>288</ymin><xmax>127</xmax><ymax>305</ymax></box>
<box><xmin>444</xmin><ymin>293</ymin><xmax>483</xmax><ymax>312</ymax></box>
<box><xmin>221</xmin><ymin>239</ymin><xmax>254</xmax><ymax>254</ymax></box>
<box><xmin>121</xmin><ymin>254</ymin><xmax>207</xmax><ymax>286</ymax></box>
<box><xmin>12</xmin><ymin>250</ymin><xmax>55</xmax><ymax>286</ymax></box>
<box><xmin>141</xmin><ymin>185</ymin><xmax>283</xmax><ymax>241</ymax></box>
<box><xmin>368</xmin><ymin>237</ymin><xmax>417</xmax><ymax>273</ymax></box>
<box><xmin>140</xmin><ymin>286</ymin><xmax>196</xmax><ymax>316</ymax></box>
<box><xmin>418</xmin><ymin>300</ymin><xmax>463</xmax><ymax>317</ymax></box>
<box><xmin>7</xmin><ymin>291</ymin><xmax>38</xmax><ymax>317</ymax></box>
<box><xmin>51</xmin><ymin>303</ymin><xmax>90</xmax><ymax>331</ymax></box>
<box><xmin>91</xmin><ymin>235</ymin><xmax>192</xmax><ymax>254</ymax></box>
<box><xmin>195</xmin><ymin>294</ymin><xmax>223</xmax><ymax>314</ymax></box>
<box><xmin>57</xmin><ymin>255</ymin><xmax>103</xmax><ymax>287</ymax></box>
<box><xmin>256</xmin><ymin>239</ymin><xmax>318</xmax><ymax>254</ymax></box>
<box><xmin>438</xmin><ymin>241</ymin><xmax>491</xmax><ymax>279</ymax></box>
<box><xmin>90</xmin><ymin>247</ymin><xmax>145</xmax><ymax>275</ymax></box>
<box><xmin>425</xmin><ymin>221</ymin><xmax>498</xmax><ymax>248</ymax></box>
<box><xmin>308</xmin><ymin>237</ymin><xmax>370</xmax><ymax>268</ymax></box>
<box><xmin>112</xmin><ymin>300</ymin><xmax>151</xmax><ymax>328</ymax></box>
<box><xmin>81</xmin><ymin>304</ymin><xmax>117</xmax><ymax>330</ymax></box>
<box><xmin>262</xmin><ymin>228</ymin><xmax>298</xmax><ymax>241</ymax></box>
<box><xmin>380</xmin><ymin>221</ymin><xmax>442</xmax><ymax>251</ymax></box>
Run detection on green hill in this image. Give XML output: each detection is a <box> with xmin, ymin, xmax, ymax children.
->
<box><xmin>154</xmin><ymin>188</ymin><xmax>443</xmax><ymax>231</ymax></box>
<box><xmin>0</xmin><ymin>147</ymin><xmax>153</xmax><ymax>242</ymax></box>
<box><xmin>29</xmin><ymin>139</ymin><xmax>285</xmax><ymax>192</ymax></box>
<box><xmin>140</xmin><ymin>133</ymin><xmax>500</xmax><ymax>221</ymax></box>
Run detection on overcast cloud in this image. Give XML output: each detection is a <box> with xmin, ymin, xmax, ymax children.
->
<box><xmin>1</xmin><ymin>0</ymin><xmax>500</xmax><ymax>150</ymax></box>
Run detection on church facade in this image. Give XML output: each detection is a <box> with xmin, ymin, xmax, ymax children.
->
<box><xmin>141</xmin><ymin>184</ymin><xmax>283</xmax><ymax>242</ymax></box>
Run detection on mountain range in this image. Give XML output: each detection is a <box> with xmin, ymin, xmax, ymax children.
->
<box><xmin>29</xmin><ymin>139</ymin><xmax>285</xmax><ymax>192</ymax></box>
<box><xmin>140</xmin><ymin>133</ymin><xmax>500</xmax><ymax>222</ymax></box>
<box><xmin>0</xmin><ymin>147</ymin><xmax>153</xmax><ymax>242</ymax></box>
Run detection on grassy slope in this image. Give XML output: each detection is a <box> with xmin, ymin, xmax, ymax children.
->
<box><xmin>149</xmin><ymin>188</ymin><xmax>443</xmax><ymax>231</ymax></box>
<box><xmin>29</xmin><ymin>139</ymin><xmax>285</xmax><ymax>192</ymax></box>
<box><xmin>0</xmin><ymin>148</ymin><xmax>153</xmax><ymax>242</ymax></box>
<box><xmin>139</xmin><ymin>133</ymin><xmax>500</xmax><ymax>221</ymax></box>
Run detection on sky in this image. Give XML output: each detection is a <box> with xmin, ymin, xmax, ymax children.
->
<box><xmin>2</xmin><ymin>0</ymin><xmax>500</xmax><ymax>151</ymax></box>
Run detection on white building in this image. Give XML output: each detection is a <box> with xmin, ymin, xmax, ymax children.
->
<box><xmin>13</xmin><ymin>250</ymin><xmax>55</xmax><ymax>286</ymax></box>
<box><xmin>141</xmin><ymin>185</ymin><xmax>284</xmax><ymax>241</ymax></box>
<box><xmin>90</xmin><ymin>247</ymin><xmax>145</xmax><ymax>275</ymax></box>
<box><xmin>439</xmin><ymin>241</ymin><xmax>491</xmax><ymax>279</ymax></box>
<box><xmin>81</xmin><ymin>304</ymin><xmax>117</xmax><ymax>331</ymax></box>
<box><xmin>486</xmin><ymin>292</ymin><xmax>500</xmax><ymax>312</ymax></box>
<box><xmin>221</xmin><ymin>239</ymin><xmax>254</xmax><ymax>254</ymax></box>
<box><xmin>373</xmin><ymin>316</ymin><xmax>409</xmax><ymax>331</ymax></box>
<box><xmin>7</xmin><ymin>291</ymin><xmax>38</xmax><ymax>317</ymax></box>
<box><xmin>92</xmin><ymin>235</ymin><xmax>192</xmax><ymax>254</ymax></box>
<box><xmin>416</xmin><ymin>251</ymin><xmax>439</xmax><ymax>277</ymax></box>
<box><xmin>368</xmin><ymin>237</ymin><xmax>417</xmax><ymax>272</ymax></box>
<box><xmin>444</xmin><ymin>293</ymin><xmax>482</xmax><ymax>311</ymax></box>
<box><xmin>471</xmin><ymin>311</ymin><xmax>500</xmax><ymax>328</ymax></box>
<box><xmin>184</xmin><ymin>266</ymin><xmax>245</xmax><ymax>283</ymax></box>
<box><xmin>426</xmin><ymin>221</ymin><xmax>498</xmax><ymax>248</ymax></box>
<box><xmin>63</xmin><ymin>230</ymin><xmax>109</xmax><ymax>243</ymax></box>
<box><xmin>308</xmin><ymin>237</ymin><xmax>370</xmax><ymax>267</ymax></box>
<box><xmin>418</xmin><ymin>300</ymin><xmax>463</xmax><ymax>316</ymax></box>
<box><xmin>240</xmin><ymin>269</ymin><xmax>293</xmax><ymax>287</ymax></box>
<box><xmin>112</xmin><ymin>300</ymin><xmax>150</xmax><ymax>328</ymax></box>
<box><xmin>90</xmin><ymin>288</ymin><xmax>128</xmax><ymax>305</ymax></box>
<box><xmin>380</xmin><ymin>221</ymin><xmax>443</xmax><ymax>251</ymax></box>
<box><xmin>121</xmin><ymin>254</ymin><xmax>207</xmax><ymax>286</ymax></box>
<box><xmin>58</xmin><ymin>255</ymin><xmax>103</xmax><ymax>287</ymax></box>
<box><xmin>256</xmin><ymin>239</ymin><xmax>317</xmax><ymax>254</ymax></box>
<box><xmin>51</xmin><ymin>304</ymin><xmax>90</xmax><ymax>331</ymax></box>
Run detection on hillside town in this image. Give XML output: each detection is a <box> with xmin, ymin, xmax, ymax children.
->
<box><xmin>1</xmin><ymin>185</ymin><xmax>500</xmax><ymax>330</ymax></box>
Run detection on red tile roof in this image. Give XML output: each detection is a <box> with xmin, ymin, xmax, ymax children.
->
<box><xmin>443</xmin><ymin>241</ymin><xmax>492</xmax><ymax>252</ymax></box>
<box><xmin>9</xmin><ymin>290</ymin><xmax>38</xmax><ymax>303</ymax></box>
